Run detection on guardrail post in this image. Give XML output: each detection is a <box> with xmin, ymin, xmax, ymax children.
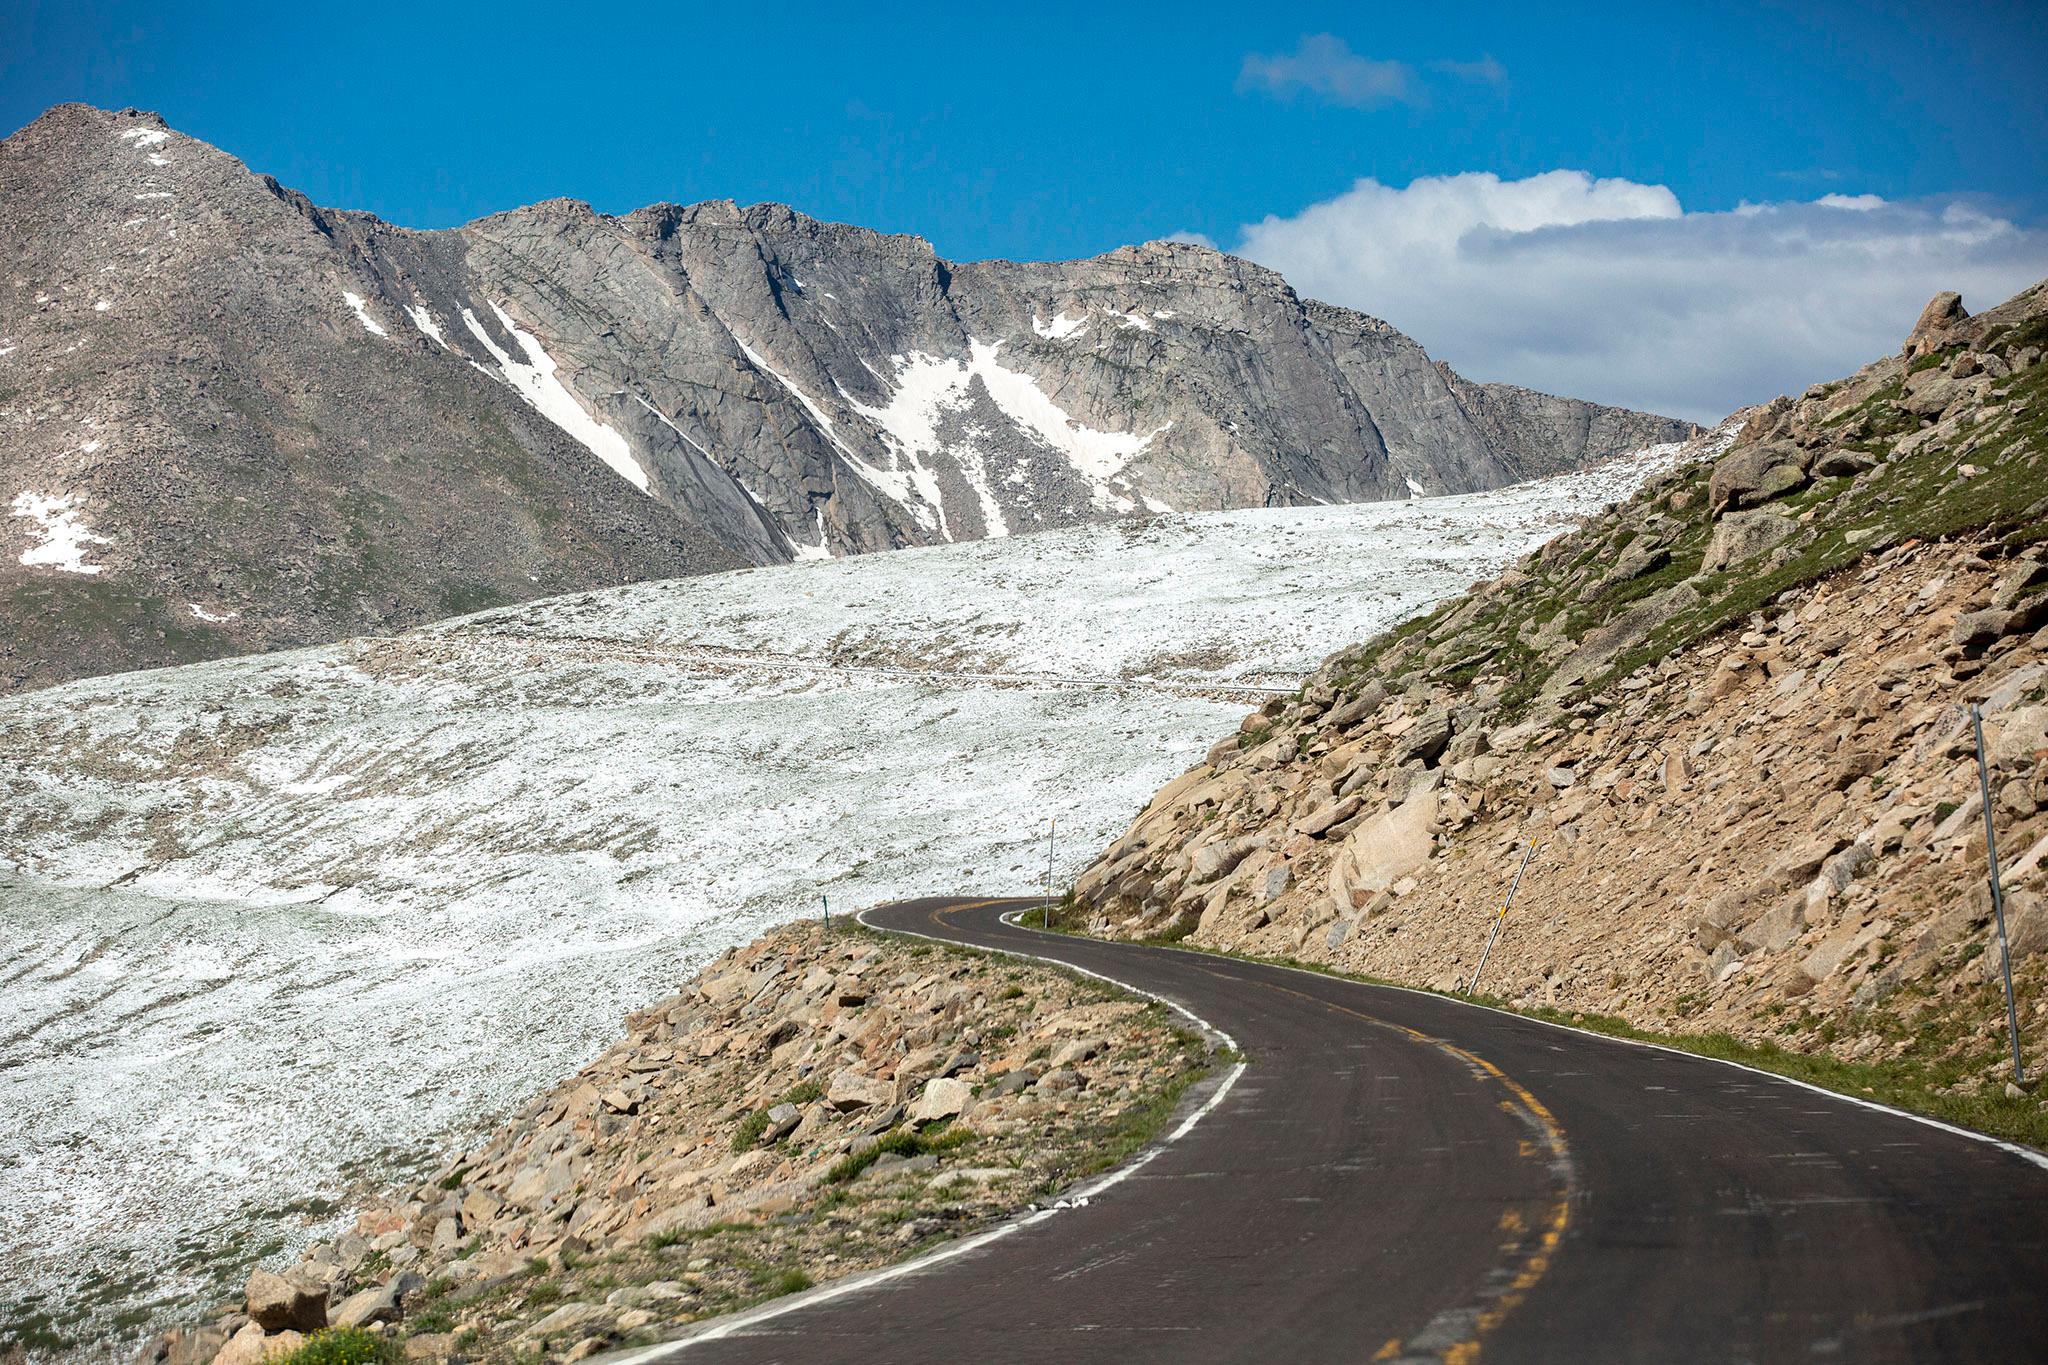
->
<box><xmin>1466</xmin><ymin>842</ymin><xmax>1538</xmax><ymax>996</ymax></box>
<box><xmin>1042</xmin><ymin>818</ymin><xmax>1058</xmax><ymax>929</ymax></box>
<box><xmin>1970</xmin><ymin>704</ymin><xmax>2026</xmax><ymax>1085</ymax></box>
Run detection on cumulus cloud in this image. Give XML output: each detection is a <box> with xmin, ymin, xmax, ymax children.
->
<box><xmin>1226</xmin><ymin>170</ymin><xmax>2048</xmax><ymax>422</ymax></box>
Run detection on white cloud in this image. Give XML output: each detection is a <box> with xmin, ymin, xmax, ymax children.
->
<box><xmin>1226</xmin><ymin>170</ymin><xmax>2048</xmax><ymax>422</ymax></box>
<box><xmin>1237</xmin><ymin>36</ymin><xmax>1507</xmax><ymax>110</ymax></box>
<box><xmin>1238</xmin><ymin>35</ymin><xmax>1419</xmax><ymax>108</ymax></box>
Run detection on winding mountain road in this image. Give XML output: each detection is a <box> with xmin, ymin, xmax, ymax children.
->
<box><xmin>644</xmin><ymin>896</ymin><xmax>2048</xmax><ymax>1363</ymax></box>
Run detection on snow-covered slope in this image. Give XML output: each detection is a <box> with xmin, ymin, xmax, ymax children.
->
<box><xmin>0</xmin><ymin>443</ymin><xmax>1689</xmax><ymax>1349</ymax></box>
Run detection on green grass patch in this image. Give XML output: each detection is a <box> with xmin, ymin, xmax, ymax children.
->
<box><xmin>730</xmin><ymin>1109</ymin><xmax>772</xmax><ymax>1151</ymax></box>
<box><xmin>1092</xmin><ymin>935</ymin><xmax>2048</xmax><ymax>1152</ymax></box>
<box><xmin>273</xmin><ymin>1329</ymin><xmax>398</xmax><ymax>1365</ymax></box>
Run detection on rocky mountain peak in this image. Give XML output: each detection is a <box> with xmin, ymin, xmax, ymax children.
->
<box><xmin>0</xmin><ymin>104</ymin><xmax>1690</xmax><ymax>693</ymax></box>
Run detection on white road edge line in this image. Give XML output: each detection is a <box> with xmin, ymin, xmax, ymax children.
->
<box><xmin>608</xmin><ymin>902</ymin><xmax>1245</xmax><ymax>1359</ymax></box>
<box><xmin>1139</xmin><ymin>938</ymin><xmax>2048</xmax><ymax>1176</ymax></box>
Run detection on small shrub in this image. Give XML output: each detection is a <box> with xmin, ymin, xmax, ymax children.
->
<box><xmin>772</xmin><ymin>1268</ymin><xmax>812</xmax><ymax>1296</ymax></box>
<box><xmin>781</xmin><ymin>1080</ymin><xmax>824</xmax><ymax>1105</ymax></box>
<box><xmin>730</xmin><ymin>1109</ymin><xmax>771</xmax><ymax>1152</ymax></box>
<box><xmin>271</xmin><ymin>1329</ymin><xmax>396</xmax><ymax>1365</ymax></box>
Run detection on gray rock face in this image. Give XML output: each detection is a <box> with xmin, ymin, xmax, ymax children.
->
<box><xmin>0</xmin><ymin>104</ymin><xmax>1692</xmax><ymax>692</ymax></box>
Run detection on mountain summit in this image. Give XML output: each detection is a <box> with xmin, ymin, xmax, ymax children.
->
<box><xmin>0</xmin><ymin>104</ymin><xmax>1690</xmax><ymax>691</ymax></box>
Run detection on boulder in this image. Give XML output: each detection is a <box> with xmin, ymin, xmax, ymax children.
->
<box><xmin>1049</xmin><ymin>1037</ymin><xmax>1104</xmax><ymax>1068</ymax></box>
<box><xmin>1702</xmin><ymin>509</ymin><xmax>1799</xmax><ymax>572</ymax></box>
<box><xmin>521</xmin><ymin>1303</ymin><xmax>616</xmax><ymax>1345</ymax></box>
<box><xmin>1735</xmin><ymin>896</ymin><xmax>1805</xmax><ymax>954</ymax></box>
<box><xmin>1258</xmin><ymin>862</ymin><xmax>1292</xmax><ymax>903</ymax></box>
<box><xmin>1801</xmin><ymin>919</ymin><xmax>1891</xmax><ymax>982</ymax></box>
<box><xmin>1902</xmin><ymin>368</ymin><xmax>1966</xmax><ymax>417</ymax></box>
<box><xmin>825</xmin><ymin>1069</ymin><xmax>892</xmax><ymax>1112</ymax></box>
<box><xmin>1190</xmin><ymin>835</ymin><xmax>1262</xmax><ymax>884</ymax></box>
<box><xmin>1709</xmin><ymin>441</ymin><xmax>1807</xmax><ymax>513</ymax></box>
<box><xmin>135</xmin><ymin>1327</ymin><xmax>228</xmax><ymax>1365</ymax></box>
<box><xmin>246</xmin><ymin>1270</ymin><xmax>326</xmax><ymax>1334</ymax></box>
<box><xmin>1813</xmin><ymin>448</ymin><xmax>1877</xmax><ymax>479</ymax></box>
<box><xmin>761</xmin><ymin>1102</ymin><xmax>801</xmax><ymax>1143</ymax></box>
<box><xmin>1902</xmin><ymin>290</ymin><xmax>1968</xmax><ymax>359</ymax></box>
<box><xmin>1292</xmin><ymin>794</ymin><xmax>1362</xmax><ymax>837</ymax></box>
<box><xmin>213</xmin><ymin>1326</ymin><xmax>305</xmax><ymax>1365</ymax></box>
<box><xmin>1544</xmin><ymin>583</ymin><xmax>1703</xmax><ymax>697</ymax></box>
<box><xmin>908</xmin><ymin>1078</ymin><xmax>972</xmax><ymax>1126</ymax></box>
<box><xmin>1983</xmin><ymin>891</ymin><xmax>2047</xmax><ymax>982</ymax></box>
<box><xmin>1393</xmin><ymin>710</ymin><xmax>1453</xmax><ymax>764</ymax></box>
<box><xmin>1953</xmin><ymin>609</ymin><xmax>2014</xmax><ymax>652</ymax></box>
<box><xmin>331</xmin><ymin>1283</ymin><xmax>402</xmax><ymax>1330</ymax></box>
<box><xmin>1992</xmin><ymin>562</ymin><xmax>2048</xmax><ymax>610</ymax></box>
<box><xmin>1327</xmin><ymin>788</ymin><xmax>1438</xmax><ymax>914</ymax></box>
<box><xmin>403</xmin><ymin>1334</ymin><xmax>458</xmax><ymax>1361</ymax></box>
<box><xmin>1326</xmin><ymin>681</ymin><xmax>1388</xmax><ymax>731</ymax></box>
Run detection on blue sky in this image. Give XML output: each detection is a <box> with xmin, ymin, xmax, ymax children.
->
<box><xmin>5</xmin><ymin>0</ymin><xmax>2046</xmax><ymax>418</ymax></box>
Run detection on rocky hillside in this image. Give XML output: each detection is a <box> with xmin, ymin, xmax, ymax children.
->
<box><xmin>0</xmin><ymin>103</ymin><xmax>1688</xmax><ymax>693</ymax></box>
<box><xmin>136</xmin><ymin>925</ymin><xmax>1210</xmax><ymax>1365</ymax></box>
<box><xmin>1070</xmin><ymin>282</ymin><xmax>2048</xmax><ymax>1112</ymax></box>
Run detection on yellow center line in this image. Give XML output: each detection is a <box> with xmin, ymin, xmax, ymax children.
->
<box><xmin>1220</xmin><ymin>971</ymin><xmax>1574</xmax><ymax>1363</ymax></box>
<box><xmin>907</xmin><ymin>903</ymin><xmax>1572</xmax><ymax>1361</ymax></box>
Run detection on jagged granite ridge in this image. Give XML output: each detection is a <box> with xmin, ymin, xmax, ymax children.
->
<box><xmin>0</xmin><ymin>104</ymin><xmax>1691</xmax><ymax>691</ymax></box>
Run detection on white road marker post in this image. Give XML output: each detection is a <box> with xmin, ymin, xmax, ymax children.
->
<box><xmin>1466</xmin><ymin>841</ymin><xmax>1539</xmax><ymax>997</ymax></box>
<box><xmin>1043</xmin><ymin>818</ymin><xmax>1058</xmax><ymax>930</ymax></box>
<box><xmin>1970</xmin><ymin>704</ymin><xmax>2026</xmax><ymax>1084</ymax></box>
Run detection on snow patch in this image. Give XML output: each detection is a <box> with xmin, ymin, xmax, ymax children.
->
<box><xmin>146</xmin><ymin>153</ymin><xmax>170</xmax><ymax>167</ymax></box>
<box><xmin>1116</xmin><ymin>311</ymin><xmax>1154</xmax><ymax>332</ymax></box>
<box><xmin>403</xmin><ymin>302</ymin><xmax>448</xmax><ymax>349</ymax></box>
<box><xmin>133</xmin><ymin>193</ymin><xmax>172</xmax><ymax>201</ymax></box>
<box><xmin>340</xmin><ymin>292</ymin><xmax>387</xmax><ymax>337</ymax></box>
<box><xmin>731</xmin><ymin>337</ymin><xmax>942</xmax><ymax>534</ymax></box>
<box><xmin>119</xmin><ymin>129</ymin><xmax>169</xmax><ymax>148</ymax></box>
<box><xmin>1031</xmin><ymin>311</ymin><xmax>1089</xmax><ymax>341</ymax></box>
<box><xmin>1405</xmin><ymin>477</ymin><xmax>1426</xmax><ymax>498</ymax></box>
<box><xmin>10</xmin><ymin>493</ymin><xmax>111</xmax><ymax>574</ymax></box>
<box><xmin>93</xmin><ymin>300</ymin><xmax>111</xmax><ymax>313</ymax></box>
<box><xmin>789</xmin><ymin>509</ymin><xmax>834</xmax><ymax>561</ymax></box>
<box><xmin>187</xmin><ymin>604</ymin><xmax>237</xmax><ymax>624</ymax></box>
<box><xmin>844</xmin><ymin>341</ymin><xmax>1170</xmax><ymax>521</ymax></box>
<box><xmin>462</xmin><ymin>304</ymin><xmax>649</xmax><ymax>494</ymax></box>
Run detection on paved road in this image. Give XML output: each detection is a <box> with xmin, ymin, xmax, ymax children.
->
<box><xmin>650</xmin><ymin>896</ymin><xmax>2048</xmax><ymax>1363</ymax></box>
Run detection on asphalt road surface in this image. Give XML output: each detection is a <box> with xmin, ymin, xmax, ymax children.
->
<box><xmin>640</xmin><ymin>896</ymin><xmax>2048</xmax><ymax>1364</ymax></box>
